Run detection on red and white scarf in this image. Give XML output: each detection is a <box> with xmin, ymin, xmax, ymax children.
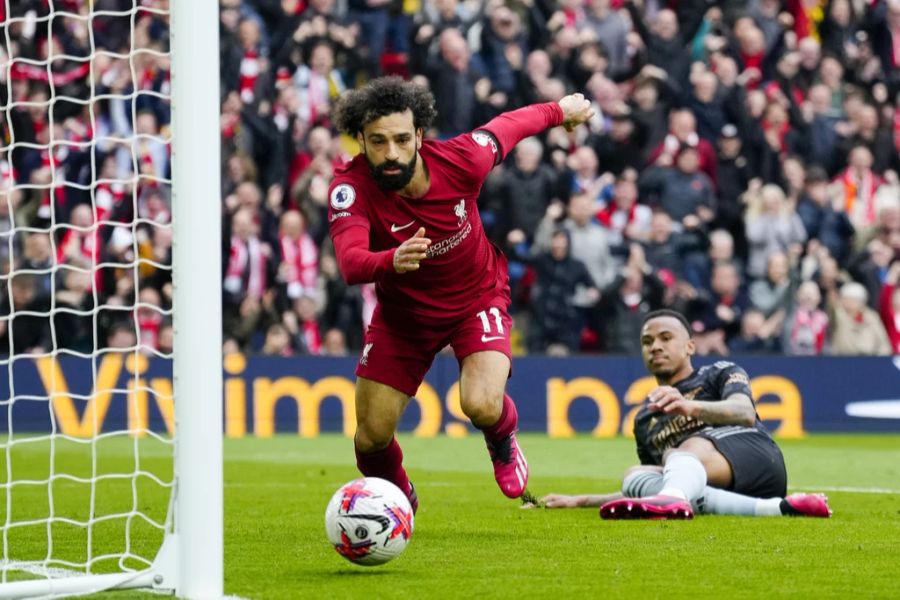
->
<box><xmin>302</xmin><ymin>320</ymin><xmax>322</xmax><ymax>354</ymax></box>
<box><xmin>95</xmin><ymin>182</ymin><xmax>126</xmax><ymax>223</ymax></box>
<box><xmin>0</xmin><ymin>159</ymin><xmax>15</xmax><ymax>188</ymax></box>
<box><xmin>279</xmin><ymin>233</ymin><xmax>318</xmax><ymax>298</ymax></box>
<box><xmin>56</xmin><ymin>228</ymin><xmax>99</xmax><ymax>264</ymax></box>
<box><xmin>138</xmin><ymin>312</ymin><xmax>162</xmax><ymax>351</ymax></box>
<box><xmin>239</xmin><ymin>49</ymin><xmax>260</xmax><ymax>104</ymax></box>
<box><xmin>789</xmin><ymin>308</ymin><xmax>828</xmax><ymax>355</ymax></box>
<box><xmin>225</xmin><ymin>235</ymin><xmax>266</xmax><ymax>299</ymax></box>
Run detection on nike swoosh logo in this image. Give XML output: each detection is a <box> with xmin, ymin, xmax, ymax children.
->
<box><xmin>391</xmin><ymin>221</ymin><xmax>415</xmax><ymax>232</ymax></box>
<box><xmin>481</xmin><ymin>335</ymin><xmax>504</xmax><ymax>343</ymax></box>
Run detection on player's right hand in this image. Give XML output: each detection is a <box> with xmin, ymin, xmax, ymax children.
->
<box><xmin>558</xmin><ymin>93</ymin><xmax>594</xmax><ymax>132</ymax></box>
<box><xmin>393</xmin><ymin>227</ymin><xmax>431</xmax><ymax>274</ymax></box>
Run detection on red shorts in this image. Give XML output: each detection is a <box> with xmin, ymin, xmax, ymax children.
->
<box><xmin>356</xmin><ymin>294</ymin><xmax>513</xmax><ymax>397</ymax></box>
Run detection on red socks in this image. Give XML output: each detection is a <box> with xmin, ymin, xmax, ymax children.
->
<box><xmin>355</xmin><ymin>436</ymin><xmax>411</xmax><ymax>496</ymax></box>
<box><xmin>479</xmin><ymin>394</ymin><xmax>518</xmax><ymax>442</ymax></box>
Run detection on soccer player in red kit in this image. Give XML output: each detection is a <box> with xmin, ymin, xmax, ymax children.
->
<box><xmin>328</xmin><ymin>77</ymin><xmax>593</xmax><ymax>511</ymax></box>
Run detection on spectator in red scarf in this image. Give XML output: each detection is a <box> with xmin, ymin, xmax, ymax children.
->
<box><xmin>95</xmin><ymin>153</ymin><xmax>129</xmax><ymax>224</ymax></box>
<box><xmin>831</xmin><ymin>145</ymin><xmax>885</xmax><ymax>229</ymax></box>
<box><xmin>596</xmin><ymin>169</ymin><xmax>652</xmax><ymax>245</ymax></box>
<box><xmin>783</xmin><ymin>281</ymin><xmax>830</xmax><ymax>355</ymax></box>
<box><xmin>224</xmin><ymin>207</ymin><xmax>274</xmax><ymax>306</ymax></box>
<box><xmin>136</xmin><ymin>287</ymin><xmax>164</xmax><ymax>353</ymax></box>
<box><xmin>285</xmin><ymin>294</ymin><xmax>322</xmax><ymax>354</ymax></box>
<box><xmin>293</xmin><ymin>40</ymin><xmax>346</xmax><ymax>127</ymax></box>
<box><xmin>729</xmin><ymin>18</ymin><xmax>768</xmax><ymax>90</ymax></box>
<box><xmin>646</xmin><ymin>108</ymin><xmax>718</xmax><ymax>187</ymax></box>
<box><xmin>237</xmin><ymin>17</ymin><xmax>266</xmax><ymax>105</ymax></box>
<box><xmin>749</xmin><ymin>97</ymin><xmax>807</xmax><ymax>186</ymax></box>
<box><xmin>57</xmin><ymin>204</ymin><xmax>99</xmax><ymax>267</ymax></box>
<box><xmin>276</xmin><ymin>209</ymin><xmax>319</xmax><ymax>303</ymax></box>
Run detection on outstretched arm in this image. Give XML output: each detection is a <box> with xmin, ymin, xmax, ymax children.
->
<box><xmin>479</xmin><ymin>94</ymin><xmax>594</xmax><ymax>161</ymax></box>
<box><xmin>539</xmin><ymin>491</ymin><xmax>625</xmax><ymax>508</ymax></box>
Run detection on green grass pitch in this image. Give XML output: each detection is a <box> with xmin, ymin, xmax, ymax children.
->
<box><xmin>3</xmin><ymin>434</ymin><xmax>900</xmax><ymax>598</ymax></box>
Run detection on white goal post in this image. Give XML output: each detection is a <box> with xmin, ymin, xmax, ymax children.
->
<box><xmin>0</xmin><ymin>0</ymin><xmax>222</xmax><ymax>597</ymax></box>
<box><xmin>170</xmin><ymin>0</ymin><xmax>224</xmax><ymax>596</ymax></box>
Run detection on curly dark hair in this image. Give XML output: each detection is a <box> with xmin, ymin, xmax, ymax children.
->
<box><xmin>332</xmin><ymin>76</ymin><xmax>437</xmax><ymax>136</ymax></box>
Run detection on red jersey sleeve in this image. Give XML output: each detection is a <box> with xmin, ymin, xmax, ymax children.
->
<box><xmin>332</xmin><ymin>226</ymin><xmax>395</xmax><ymax>285</ymax></box>
<box><xmin>441</xmin><ymin>102</ymin><xmax>565</xmax><ymax>184</ymax></box>
<box><xmin>477</xmin><ymin>102</ymin><xmax>564</xmax><ymax>161</ymax></box>
<box><xmin>328</xmin><ymin>177</ymin><xmax>395</xmax><ymax>285</ymax></box>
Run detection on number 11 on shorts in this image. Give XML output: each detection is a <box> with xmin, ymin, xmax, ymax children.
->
<box><xmin>477</xmin><ymin>308</ymin><xmax>505</xmax><ymax>342</ymax></box>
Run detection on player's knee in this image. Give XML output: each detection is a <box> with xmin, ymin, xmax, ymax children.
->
<box><xmin>354</xmin><ymin>421</ymin><xmax>394</xmax><ymax>452</ymax></box>
<box><xmin>459</xmin><ymin>391</ymin><xmax>502</xmax><ymax>426</ymax></box>
<box><xmin>622</xmin><ymin>468</ymin><xmax>664</xmax><ymax>497</ymax></box>
<box><xmin>623</xmin><ymin>465</ymin><xmax>648</xmax><ymax>480</ymax></box>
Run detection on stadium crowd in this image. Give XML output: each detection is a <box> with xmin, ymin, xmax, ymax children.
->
<box><xmin>1</xmin><ymin>0</ymin><xmax>899</xmax><ymax>357</ymax></box>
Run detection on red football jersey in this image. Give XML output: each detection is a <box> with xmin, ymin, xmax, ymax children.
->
<box><xmin>329</xmin><ymin>132</ymin><xmax>503</xmax><ymax>325</ymax></box>
<box><xmin>328</xmin><ymin>102</ymin><xmax>564</xmax><ymax>326</ymax></box>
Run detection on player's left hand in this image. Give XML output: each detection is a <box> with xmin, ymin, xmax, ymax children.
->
<box><xmin>558</xmin><ymin>93</ymin><xmax>594</xmax><ymax>132</ymax></box>
<box><xmin>648</xmin><ymin>386</ymin><xmax>699</xmax><ymax>418</ymax></box>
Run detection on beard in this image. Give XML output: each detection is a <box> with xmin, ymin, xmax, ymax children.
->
<box><xmin>367</xmin><ymin>152</ymin><xmax>417</xmax><ymax>191</ymax></box>
<box><xmin>646</xmin><ymin>358</ymin><xmax>677</xmax><ymax>380</ymax></box>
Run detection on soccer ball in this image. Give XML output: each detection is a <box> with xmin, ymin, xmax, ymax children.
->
<box><xmin>324</xmin><ymin>477</ymin><xmax>414</xmax><ymax>566</ymax></box>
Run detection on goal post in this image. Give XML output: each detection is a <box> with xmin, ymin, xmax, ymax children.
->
<box><xmin>170</xmin><ymin>0</ymin><xmax>224</xmax><ymax>595</ymax></box>
<box><xmin>0</xmin><ymin>0</ymin><xmax>223</xmax><ymax>597</ymax></box>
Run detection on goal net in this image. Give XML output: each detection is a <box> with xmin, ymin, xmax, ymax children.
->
<box><xmin>0</xmin><ymin>1</ymin><xmax>221</xmax><ymax>597</ymax></box>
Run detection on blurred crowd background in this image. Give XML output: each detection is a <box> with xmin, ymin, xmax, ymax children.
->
<box><xmin>1</xmin><ymin>0</ymin><xmax>899</xmax><ymax>358</ymax></box>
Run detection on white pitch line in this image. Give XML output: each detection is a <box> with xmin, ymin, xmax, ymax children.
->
<box><xmin>790</xmin><ymin>485</ymin><xmax>900</xmax><ymax>494</ymax></box>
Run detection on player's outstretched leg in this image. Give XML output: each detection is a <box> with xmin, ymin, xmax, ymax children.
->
<box><xmin>481</xmin><ymin>394</ymin><xmax>528</xmax><ymax>498</ymax></box>
<box><xmin>780</xmin><ymin>493</ymin><xmax>832</xmax><ymax>517</ymax></box>
<box><xmin>355</xmin><ymin>437</ymin><xmax>418</xmax><ymax>514</ymax></box>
